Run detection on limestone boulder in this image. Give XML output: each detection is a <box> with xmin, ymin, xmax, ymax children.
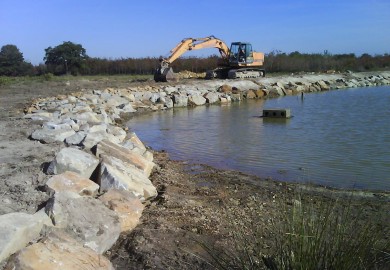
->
<box><xmin>149</xmin><ymin>93</ymin><xmax>160</xmax><ymax>103</ymax></box>
<box><xmin>0</xmin><ymin>212</ymin><xmax>46</xmax><ymax>262</ymax></box>
<box><xmin>105</xmin><ymin>96</ymin><xmax>129</xmax><ymax>107</ymax></box>
<box><xmin>203</xmin><ymin>92</ymin><xmax>219</xmax><ymax>104</ymax></box>
<box><xmin>245</xmin><ymin>90</ymin><xmax>257</xmax><ymax>99</ymax></box>
<box><xmin>107</xmin><ymin>125</ymin><xmax>127</xmax><ymax>142</ymax></box>
<box><xmin>6</xmin><ymin>230</ymin><xmax>114</xmax><ymax>270</ymax></box>
<box><xmin>96</xmin><ymin>140</ymin><xmax>155</xmax><ymax>176</ymax></box>
<box><xmin>45</xmin><ymin>192</ymin><xmax>121</xmax><ymax>254</ymax></box>
<box><xmin>89</xmin><ymin>123</ymin><xmax>108</xmax><ymax>133</ymax></box>
<box><xmin>82</xmin><ymin>128</ymin><xmax>124</xmax><ymax>150</ymax></box>
<box><xmin>99</xmin><ymin>155</ymin><xmax>157</xmax><ymax>200</ymax></box>
<box><xmin>72</xmin><ymin>111</ymin><xmax>101</xmax><ymax>124</ymax></box>
<box><xmin>219</xmin><ymin>84</ymin><xmax>232</xmax><ymax>93</ymax></box>
<box><xmin>99</xmin><ymin>189</ymin><xmax>144</xmax><ymax>232</ymax></box>
<box><xmin>31</xmin><ymin>127</ymin><xmax>76</xmax><ymax>144</ymax></box>
<box><xmin>163</xmin><ymin>86</ymin><xmax>177</xmax><ymax>95</ymax></box>
<box><xmin>46</xmin><ymin>171</ymin><xmax>99</xmax><ymax>196</ymax></box>
<box><xmin>43</xmin><ymin>120</ymin><xmax>75</xmax><ymax>130</ymax></box>
<box><xmin>128</xmin><ymin>132</ymin><xmax>147</xmax><ymax>151</ymax></box>
<box><xmin>121</xmin><ymin>140</ymin><xmax>146</xmax><ymax>156</ymax></box>
<box><xmin>317</xmin><ymin>80</ymin><xmax>330</xmax><ymax>90</ymax></box>
<box><xmin>49</xmin><ymin>147</ymin><xmax>99</xmax><ymax>178</ymax></box>
<box><xmin>255</xmin><ymin>89</ymin><xmax>266</xmax><ymax>98</ymax></box>
<box><xmin>143</xmin><ymin>150</ymin><xmax>154</xmax><ymax>162</ymax></box>
<box><xmin>188</xmin><ymin>95</ymin><xmax>207</xmax><ymax>106</ymax></box>
<box><xmin>268</xmin><ymin>86</ymin><xmax>285</xmax><ymax>96</ymax></box>
<box><xmin>118</xmin><ymin>103</ymin><xmax>136</xmax><ymax>113</ymax></box>
<box><xmin>172</xmin><ymin>94</ymin><xmax>188</xmax><ymax>107</ymax></box>
<box><xmin>163</xmin><ymin>97</ymin><xmax>174</xmax><ymax>108</ymax></box>
<box><xmin>23</xmin><ymin>111</ymin><xmax>55</xmax><ymax>121</ymax></box>
<box><xmin>65</xmin><ymin>131</ymin><xmax>86</xmax><ymax>146</ymax></box>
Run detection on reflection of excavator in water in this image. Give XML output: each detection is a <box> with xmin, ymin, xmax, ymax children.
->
<box><xmin>154</xmin><ymin>35</ymin><xmax>265</xmax><ymax>82</ymax></box>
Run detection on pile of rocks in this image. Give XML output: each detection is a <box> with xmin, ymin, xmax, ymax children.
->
<box><xmin>1</xmin><ymin>90</ymin><xmax>157</xmax><ymax>268</ymax></box>
<box><xmin>1</xmin><ymin>71</ymin><xmax>390</xmax><ymax>269</ymax></box>
<box><xmin>23</xmin><ymin>72</ymin><xmax>390</xmax><ymax>120</ymax></box>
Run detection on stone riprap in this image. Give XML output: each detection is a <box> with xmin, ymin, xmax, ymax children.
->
<box><xmin>1</xmin><ymin>71</ymin><xmax>390</xmax><ymax>267</ymax></box>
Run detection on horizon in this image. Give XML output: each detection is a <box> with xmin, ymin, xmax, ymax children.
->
<box><xmin>2</xmin><ymin>0</ymin><xmax>390</xmax><ymax>65</ymax></box>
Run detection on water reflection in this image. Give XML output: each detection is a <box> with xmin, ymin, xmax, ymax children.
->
<box><xmin>127</xmin><ymin>86</ymin><xmax>390</xmax><ymax>191</ymax></box>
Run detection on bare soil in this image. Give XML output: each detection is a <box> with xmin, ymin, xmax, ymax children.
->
<box><xmin>1</xmin><ymin>77</ymin><xmax>389</xmax><ymax>269</ymax></box>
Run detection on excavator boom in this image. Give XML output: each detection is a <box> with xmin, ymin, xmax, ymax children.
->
<box><xmin>154</xmin><ymin>36</ymin><xmax>230</xmax><ymax>82</ymax></box>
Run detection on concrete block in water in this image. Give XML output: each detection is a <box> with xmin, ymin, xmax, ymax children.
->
<box><xmin>263</xmin><ymin>108</ymin><xmax>291</xmax><ymax>118</ymax></box>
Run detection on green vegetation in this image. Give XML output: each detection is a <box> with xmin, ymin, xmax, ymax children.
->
<box><xmin>44</xmin><ymin>41</ymin><xmax>88</xmax><ymax>75</ymax></box>
<box><xmin>201</xmin><ymin>194</ymin><xmax>390</xmax><ymax>270</ymax></box>
<box><xmin>0</xmin><ymin>44</ymin><xmax>34</xmax><ymax>76</ymax></box>
<box><xmin>1</xmin><ymin>41</ymin><xmax>389</xmax><ymax>77</ymax></box>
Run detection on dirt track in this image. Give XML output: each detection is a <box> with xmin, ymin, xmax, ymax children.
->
<box><xmin>1</xmin><ymin>77</ymin><xmax>389</xmax><ymax>269</ymax></box>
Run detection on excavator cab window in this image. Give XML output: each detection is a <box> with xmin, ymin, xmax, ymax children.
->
<box><xmin>229</xmin><ymin>44</ymin><xmax>239</xmax><ymax>61</ymax></box>
<box><xmin>230</xmin><ymin>43</ymin><xmax>254</xmax><ymax>64</ymax></box>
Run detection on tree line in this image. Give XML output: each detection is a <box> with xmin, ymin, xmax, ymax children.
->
<box><xmin>1</xmin><ymin>41</ymin><xmax>389</xmax><ymax>77</ymax></box>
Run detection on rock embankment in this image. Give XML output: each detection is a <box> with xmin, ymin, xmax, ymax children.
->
<box><xmin>1</xmin><ymin>71</ymin><xmax>390</xmax><ymax>269</ymax></box>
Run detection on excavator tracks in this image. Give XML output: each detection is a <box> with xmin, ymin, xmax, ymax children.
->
<box><xmin>206</xmin><ymin>68</ymin><xmax>265</xmax><ymax>80</ymax></box>
<box><xmin>228</xmin><ymin>68</ymin><xmax>266</xmax><ymax>79</ymax></box>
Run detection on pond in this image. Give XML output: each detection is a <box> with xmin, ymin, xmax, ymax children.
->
<box><xmin>127</xmin><ymin>86</ymin><xmax>390</xmax><ymax>191</ymax></box>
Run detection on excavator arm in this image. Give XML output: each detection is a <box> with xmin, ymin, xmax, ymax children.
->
<box><xmin>154</xmin><ymin>36</ymin><xmax>230</xmax><ymax>82</ymax></box>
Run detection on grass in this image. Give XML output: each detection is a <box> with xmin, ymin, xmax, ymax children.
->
<box><xmin>200</xmin><ymin>193</ymin><xmax>390</xmax><ymax>270</ymax></box>
<box><xmin>0</xmin><ymin>74</ymin><xmax>153</xmax><ymax>87</ymax></box>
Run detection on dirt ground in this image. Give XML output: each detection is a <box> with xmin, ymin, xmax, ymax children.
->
<box><xmin>1</xmin><ymin>78</ymin><xmax>389</xmax><ymax>269</ymax></box>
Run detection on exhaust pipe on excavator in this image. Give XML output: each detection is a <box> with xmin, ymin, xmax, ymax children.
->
<box><xmin>154</xmin><ymin>58</ymin><xmax>178</xmax><ymax>82</ymax></box>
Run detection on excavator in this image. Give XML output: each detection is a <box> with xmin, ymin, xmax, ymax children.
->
<box><xmin>154</xmin><ymin>35</ymin><xmax>265</xmax><ymax>82</ymax></box>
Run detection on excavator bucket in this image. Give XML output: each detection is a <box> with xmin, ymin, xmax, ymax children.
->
<box><xmin>154</xmin><ymin>67</ymin><xmax>178</xmax><ymax>82</ymax></box>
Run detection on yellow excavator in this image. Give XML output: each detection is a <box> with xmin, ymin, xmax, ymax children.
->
<box><xmin>154</xmin><ymin>35</ymin><xmax>265</xmax><ymax>82</ymax></box>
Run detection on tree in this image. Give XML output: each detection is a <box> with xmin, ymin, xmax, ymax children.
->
<box><xmin>0</xmin><ymin>44</ymin><xmax>32</xmax><ymax>76</ymax></box>
<box><xmin>44</xmin><ymin>41</ymin><xmax>88</xmax><ymax>75</ymax></box>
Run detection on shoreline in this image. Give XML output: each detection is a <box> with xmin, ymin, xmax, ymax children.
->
<box><xmin>109</xmin><ymin>151</ymin><xmax>390</xmax><ymax>269</ymax></box>
<box><xmin>0</xmin><ymin>71</ymin><xmax>389</xmax><ymax>268</ymax></box>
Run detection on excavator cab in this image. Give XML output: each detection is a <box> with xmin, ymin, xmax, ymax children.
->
<box><xmin>229</xmin><ymin>42</ymin><xmax>254</xmax><ymax>65</ymax></box>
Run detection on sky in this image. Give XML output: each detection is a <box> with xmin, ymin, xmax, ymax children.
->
<box><xmin>1</xmin><ymin>0</ymin><xmax>390</xmax><ymax>65</ymax></box>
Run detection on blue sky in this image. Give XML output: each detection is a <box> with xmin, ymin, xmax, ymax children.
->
<box><xmin>1</xmin><ymin>0</ymin><xmax>389</xmax><ymax>65</ymax></box>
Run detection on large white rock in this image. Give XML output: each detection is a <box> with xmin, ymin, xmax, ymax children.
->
<box><xmin>99</xmin><ymin>155</ymin><xmax>157</xmax><ymax>200</ymax></box>
<box><xmin>107</xmin><ymin>125</ymin><xmax>127</xmax><ymax>142</ymax></box>
<box><xmin>49</xmin><ymin>147</ymin><xmax>99</xmax><ymax>178</ymax></box>
<box><xmin>127</xmin><ymin>132</ymin><xmax>147</xmax><ymax>152</ymax></box>
<box><xmin>203</xmin><ymin>92</ymin><xmax>220</xmax><ymax>104</ymax></box>
<box><xmin>6</xmin><ymin>230</ymin><xmax>114</xmax><ymax>270</ymax></box>
<box><xmin>46</xmin><ymin>171</ymin><xmax>99</xmax><ymax>196</ymax></box>
<box><xmin>105</xmin><ymin>96</ymin><xmax>129</xmax><ymax>107</ymax></box>
<box><xmin>188</xmin><ymin>95</ymin><xmax>207</xmax><ymax>106</ymax></box>
<box><xmin>65</xmin><ymin>131</ymin><xmax>86</xmax><ymax>145</ymax></box>
<box><xmin>82</xmin><ymin>130</ymin><xmax>123</xmax><ymax>150</ymax></box>
<box><xmin>72</xmin><ymin>111</ymin><xmax>101</xmax><ymax>124</ymax></box>
<box><xmin>0</xmin><ymin>212</ymin><xmax>46</xmax><ymax>262</ymax></box>
<box><xmin>172</xmin><ymin>94</ymin><xmax>188</xmax><ymax>107</ymax></box>
<box><xmin>23</xmin><ymin>112</ymin><xmax>55</xmax><ymax>121</ymax></box>
<box><xmin>99</xmin><ymin>189</ymin><xmax>144</xmax><ymax>232</ymax></box>
<box><xmin>45</xmin><ymin>192</ymin><xmax>121</xmax><ymax>254</ymax></box>
<box><xmin>31</xmin><ymin>127</ymin><xmax>76</xmax><ymax>143</ymax></box>
<box><xmin>96</xmin><ymin>140</ymin><xmax>154</xmax><ymax>177</ymax></box>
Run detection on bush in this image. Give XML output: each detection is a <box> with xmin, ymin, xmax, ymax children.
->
<box><xmin>201</xmin><ymin>194</ymin><xmax>390</xmax><ymax>270</ymax></box>
<box><xmin>42</xmin><ymin>73</ymin><xmax>54</xmax><ymax>81</ymax></box>
<box><xmin>0</xmin><ymin>76</ymin><xmax>12</xmax><ymax>86</ymax></box>
<box><xmin>265</xmin><ymin>195</ymin><xmax>390</xmax><ymax>270</ymax></box>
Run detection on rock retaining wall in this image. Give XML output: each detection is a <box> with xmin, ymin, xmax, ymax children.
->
<box><xmin>1</xmin><ymin>71</ymin><xmax>390</xmax><ymax>268</ymax></box>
